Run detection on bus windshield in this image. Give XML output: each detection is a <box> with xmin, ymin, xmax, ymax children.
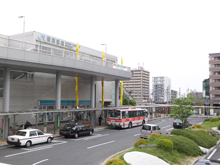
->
<box><xmin>108</xmin><ymin>110</ymin><xmax>121</xmax><ymax>119</ymax></box>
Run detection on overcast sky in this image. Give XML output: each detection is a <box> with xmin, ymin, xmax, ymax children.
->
<box><xmin>1</xmin><ymin>0</ymin><xmax>220</xmax><ymax>96</ymax></box>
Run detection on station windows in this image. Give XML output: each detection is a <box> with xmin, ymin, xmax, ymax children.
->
<box><xmin>52</xmin><ymin>38</ymin><xmax>55</xmax><ymax>43</ymax></box>
<box><xmin>61</xmin><ymin>41</ymin><xmax>64</xmax><ymax>46</ymax></box>
<box><xmin>47</xmin><ymin>37</ymin><xmax>51</xmax><ymax>42</ymax></box>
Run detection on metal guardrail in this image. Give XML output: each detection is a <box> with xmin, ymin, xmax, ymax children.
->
<box><xmin>0</xmin><ymin>36</ymin><xmax>131</xmax><ymax>72</ymax></box>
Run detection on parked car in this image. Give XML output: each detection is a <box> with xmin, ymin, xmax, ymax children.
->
<box><xmin>173</xmin><ymin>119</ymin><xmax>189</xmax><ymax>128</ymax></box>
<box><xmin>7</xmin><ymin>128</ymin><xmax>54</xmax><ymax>148</ymax></box>
<box><xmin>59</xmin><ymin>124</ymin><xmax>94</xmax><ymax>138</ymax></box>
<box><xmin>140</xmin><ymin>124</ymin><xmax>161</xmax><ymax>139</ymax></box>
<box><xmin>193</xmin><ymin>158</ymin><xmax>220</xmax><ymax>165</ymax></box>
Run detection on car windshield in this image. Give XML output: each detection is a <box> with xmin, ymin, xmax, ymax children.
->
<box><xmin>142</xmin><ymin>125</ymin><xmax>151</xmax><ymax>130</ymax></box>
<box><xmin>64</xmin><ymin>124</ymin><xmax>75</xmax><ymax>129</ymax></box>
<box><xmin>174</xmin><ymin>119</ymin><xmax>182</xmax><ymax>123</ymax></box>
<box><xmin>16</xmin><ymin>131</ymin><xmax>27</xmax><ymax>136</ymax></box>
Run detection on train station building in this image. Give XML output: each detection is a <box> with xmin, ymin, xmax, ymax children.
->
<box><xmin>0</xmin><ymin>31</ymin><xmax>132</xmax><ymax>138</ymax></box>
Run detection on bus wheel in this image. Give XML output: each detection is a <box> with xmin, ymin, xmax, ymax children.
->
<box><xmin>142</xmin><ymin>120</ymin><xmax>145</xmax><ymax>125</ymax></box>
<box><xmin>128</xmin><ymin>122</ymin><xmax>132</xmax><ymax>128</ymax></box>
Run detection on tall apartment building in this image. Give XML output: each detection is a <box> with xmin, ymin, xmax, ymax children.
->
<box><xmin>123</xmin><ymin>66</ymin><xmax>150</xmax><ymax>103</ymax></box>
<box><xmin>152</xmin><ymin>76</ymin><xmax>171</xmax><ymax>103</ymax></box>
<box><xmin>171</xmin><ymin>89</ymin><xmax>178</xmax><ymax>102</ymax></box>
<box><xmin>209</xmin><ymin>53</ymin><xmax>220</xmax><ymax>106</ymax></box>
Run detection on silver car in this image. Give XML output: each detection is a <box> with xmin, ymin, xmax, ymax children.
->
<box><xmin>140</xmin><ymin>124</ymin><xmax>161</xmax><ymax>139</ymax></box>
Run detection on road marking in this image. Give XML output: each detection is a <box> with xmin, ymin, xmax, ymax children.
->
<box><xmin>32</xmin><ymin>159</ymin><xmax>48</xmax><ymax>165</ymax></box>
<box><xmin>22</xmin><ymin>145</ymin><xmax>52</xmax><ymax>151</ymax></box>
<box><xmin>87</xmin><ymin>140</ymin><xmax>114</xmax><ymax>149</ymax></box>
<box><xmin>207</xmin><ymin>149</ymin><xmax>217</xmax><ymax>159</ymax></box>
<box><xmin>134</xmin><ymin>134</ymin><xmax>140</xmax><ymax>136</ymax></box>
<box><xmin>5</xmin><ymin>141</ymin><xmax>67</xmax><ymax>157</ymax></box>
<box><xmin>161</xmin><ymin>125</ymin><xmax>172</xmax><ymax>129</ymax></box>
<box><xmin>71</xmin><ymin>134</ymin><xmax>109</xmax><ymax>141</ymax></box>
<box><xmin>166</xmin><ymin>128</ymin><xmax>174</xmax><ymax>131</ymax></box>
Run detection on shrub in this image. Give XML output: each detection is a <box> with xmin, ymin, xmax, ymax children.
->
<box><xmin>218</xmin><ymin>124</ymin><xmax>220</xmax><ymax>131</ymax></box>
<box><xmin>171</xmin><ymin>129</ymin><xmax>218</xmax><ymax>148</ymax></box>
<box><xmin>192</xmin><ymin>124</ymin><xmax>202</xmax><ymax>129</ymax></box>
<box><xmin>149</xmin><ymin>133</ymin><xmax>161</xmax><ymax>139</ymax></box>
<box><xmin>134</xmin><ymin>138</ymin><xmax>147</xmax><ymax>148</ymax></box>
<box><xmin>123</xmin><ymin>98</ymin><xmax>129</xmax><ymax>105</ymax></box>
<box><xmin>157</xmin><ymin>139</ymin><xmax>173</xmax><ymax>152</ymax></box>
<box><xmin>159</xmin><ymin>135</ymin><xmax>202</xmax><ymax>156</ymax></box>
<box><xmin>197</xmin><ymin>129</ymin><xmax>208</xmax><ymax>134</ymax></box>
<box><xmin>130</xmin><ymin>100</ymin><xmax>136</xmax><ymax>106</ymax></box>
<box><xmin>210</xmin><ymin>117</ymin><xmax>219</xmax><ymax>122</ymax></box>
<box><xmin>105</xmin><ymin>159</ymin><xmax>125</xmax><ymax>165</ymax></box>
<box><xmin>111</xmin><ymin>162</ymin><xmax>126</xmax><ymax>165</ymax></box>
<box><xmin>204</xmin><ymin>118</ymin><xmax>211</xmax><ymax>122</ymax></box>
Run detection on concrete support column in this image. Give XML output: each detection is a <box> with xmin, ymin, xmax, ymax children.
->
<box><xmin>55</xmin><ymin>72</ymin><xmax>61</xmax><ymax>132</ymax></box>
<box><xmin>3</xmin><ymin>67</ymin><xmax>10</xmax><ymax>138</ymax></box>
<box><xmin>55</xmin><ymin>72</ymin><xmax>61</xmax><ymax>109</ymax></box>
<box><xmin>90</xmin><ymin>110</ymin><xmax>95</xmax><ymax>127</ymax></box>
<box><xmin>3</xmin><ymin>67</ymin><xmax>10</xmax><ymax>112</ymax></box>
<box><xmin>115</xmin><ymin>80</ymin><xmax>119</xmax><ymax>107</ymax></box>
<box><xmin>90</xmin><ymin>77</ymin><xmax>95</xmax><ymax>108</ymax></box>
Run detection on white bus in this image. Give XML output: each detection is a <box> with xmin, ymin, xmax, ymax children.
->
<box><xmin>107</xmin><ymin>108</ymin><xmax>148</xmax><ymax>128</ymax></box>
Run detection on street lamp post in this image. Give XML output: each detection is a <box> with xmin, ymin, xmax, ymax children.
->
<box><xmin>18</xmin><ymin>16</ymin><xmax>25</xmax><ymax>49</ymax></box>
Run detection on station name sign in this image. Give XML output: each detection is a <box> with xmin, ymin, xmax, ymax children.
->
<box><xmin>37</xmin><ymin>34</ymin><xmax>77</xmax><ymax>50</ymax></box>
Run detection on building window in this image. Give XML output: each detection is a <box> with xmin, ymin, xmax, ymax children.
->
<box><xmin>56</xmin><ymin>40</ymin><xmax>60</xmax><ymax>45</ymax></box>
<box><xmin>47</xmin><ymin>37</ymin><xmax>51</xmax><ymax>42</ymax></box>
<box><xmin>61</xmin><ymin>41</ymin><xmax>64</xmax><ymax>46</ymax></box>
<box><xmin>52</xmin><ymin>38</ymin><xmax>55</xmax><ymax>43</ymax></box>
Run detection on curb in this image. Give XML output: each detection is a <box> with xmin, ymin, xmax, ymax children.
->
<box><xmin>101</xmin><ymin>147</ymin><xmax>133</xmax><ymax>165</ymax></box>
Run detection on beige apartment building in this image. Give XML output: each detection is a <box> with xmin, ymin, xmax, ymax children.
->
<box><xmin>123</xmin><ymin>66</ymin><xmax>150</xmax><ymax>104</ymax></box>
<box><xmin>209</xmin><ymin>53</ymin><xmax>220</xmax><ymax>106</ymax></box>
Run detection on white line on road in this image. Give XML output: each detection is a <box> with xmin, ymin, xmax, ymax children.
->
<box><xmin>22</xmin><ymin>145</ymin><xmax>52</xmax><ymax>151</ymax></box>
<box><xmin>32</xmin><ymin>159</ymin><xmax>48</xmax><ymax>165</ymax></box>
<box><xmin>71</xmin><ymin>134</ymin><xmax>109</xmax><ymax>141</ymax></box>
<box><xmin>87</xmin><ymin>141</ymin><xmax>114</xmax><ymax>149</ymax></box>
<box><xmin>207</xmin><ymin>149</ymin><xmax>217</xmax><ymax>160</ymax></box>
<box><xmin>161</xmin><ymin>125</ymin><xmax>172</xmax><ymax>129</ymax></box>
<box><xmin>134</xmin><ymin>134</ymin><xmax>140</xmax><ymax>136</ymax></box>
<box><xmin>5</xmin><ymin>141</ymin><xmax>67</xmax><ymax>157</ymax></box>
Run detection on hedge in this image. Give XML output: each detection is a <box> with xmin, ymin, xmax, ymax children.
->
<box><xmin>158</xmin><ymin>135</ymin><xmax>202</xmax><ymax>156</ymax></box>
<box><xmin>171</xmin><ymin>129</ymin><xmax>218</xmax><ymax>148</ymax></box>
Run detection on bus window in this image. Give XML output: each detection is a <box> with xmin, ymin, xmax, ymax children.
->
<box><xmin>108</xmin><ymin>110</ymin><xmax>121</xmax><ymax>119</ymax></box>
<box><xmin>144</xmin><ymin>111</ymin><xmax>148</xmax><ymax>117</ymax></box>
<box><xmin>122</xmin><ymin>111</ymin><xmax>128</xmax><ymax>119</ymax></box>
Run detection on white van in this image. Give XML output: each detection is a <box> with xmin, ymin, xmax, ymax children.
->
<box><xmin>140</xmin><ymin>124</ymin><xmax>161</xmax><ymax>139</ymax></box>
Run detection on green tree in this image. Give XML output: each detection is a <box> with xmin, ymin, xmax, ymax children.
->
<box><xmin>123</xmin><ymin>98</ymin><xmax>129</xmax><ymax>105</ymax></box>
<box><xmin>170</xmin><ymin>92</ymin><xmax>196</xmax><ymax>128</ymax></box>
<box><xmin>130</xmin><ymin>100</ymin><xmax>136</xmax><ymax>106</ymax></box>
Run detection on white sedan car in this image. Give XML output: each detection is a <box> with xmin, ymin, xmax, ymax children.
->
<box><xmin>7</xmin><ymin>128</ymin><xmax>54</xmax><ymax>148</ymax></box>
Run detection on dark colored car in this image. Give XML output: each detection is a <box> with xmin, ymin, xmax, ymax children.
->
<box><xmin>193</xmin><ymin>158</ymin><xmax>220</xmax><ymax>165</ymax></box>
<box><xmin>173</xmin><ymin>119</ymin><xmax>189</xmax><ymax>128</ymax></box>
<box><xmin>59</xmin><ymin>124</ymin><xmax>94</xmax><ymax>138</ymax></box>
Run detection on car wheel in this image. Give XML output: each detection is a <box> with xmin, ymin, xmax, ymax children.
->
<box><xmin>26</xmin><ymin>141</ymin><xmax>31</xmax><ymax>148</ymax></box>
<box><xmin>47</xmin><ymin>137</ymin><xmax>52</xmax><ymax>143</ymax></box>
<box><xmin>89</xmin><ymin>131</ymin><xmax>93</xmax><ymax>136</ymax></box>
<box><xmin>74</xmin><ymin>133</ymin><xmax>78</xmax><ymax>138</ymax></box>
<box><xmin>128</xmin><ymin>122</ymin><xmax>132</xmax><ymax>129</ymax></box>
